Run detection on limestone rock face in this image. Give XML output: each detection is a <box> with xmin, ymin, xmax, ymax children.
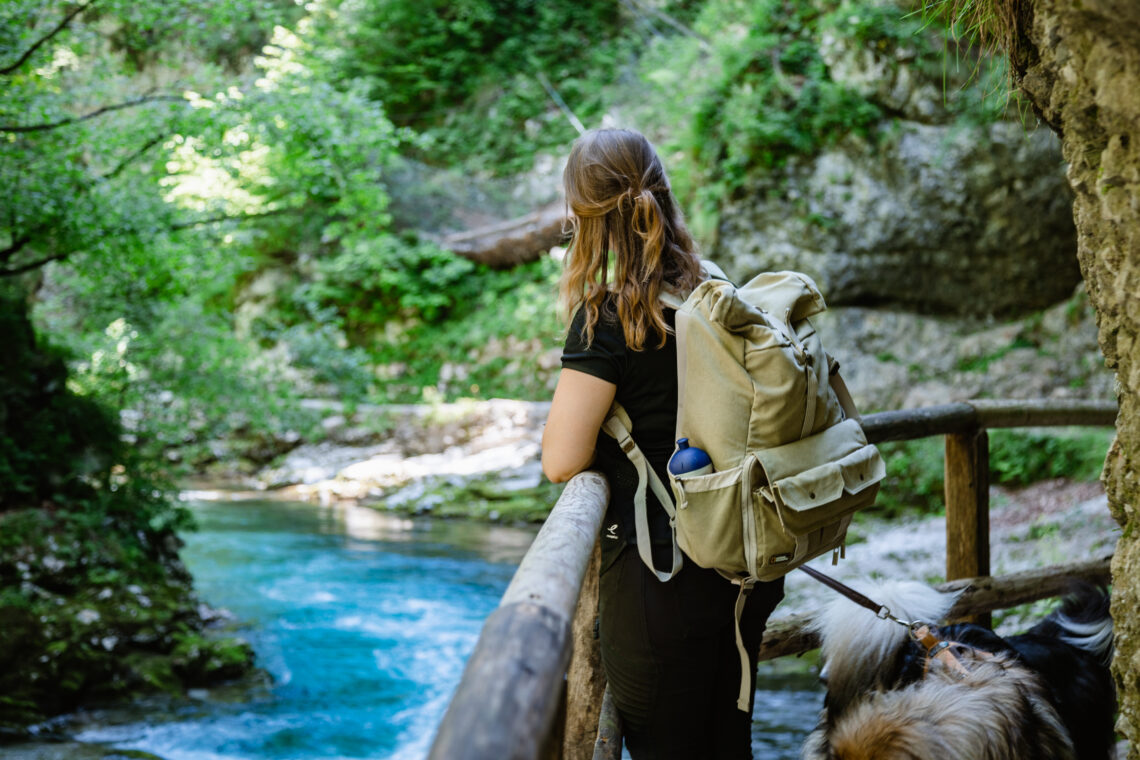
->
<box><xmin>713</xmin><ymin>30</ymin><xmax>1081</xmax><ymax>317</ymax></box>
<box><xmin>1012</xmin><ymin>0</ymin><xmax>1140</xmax><ymax>751</ymax></box>
<box><xmin>817</xmin><ymin>285</ymin><xmax>1113</xmax><ymax>412</ymax></box>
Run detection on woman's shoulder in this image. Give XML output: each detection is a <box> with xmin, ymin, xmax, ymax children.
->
<box><xmin>565</xmin><ymin>296</ymin><xmax>625</xmax><ymax>355</ymax></box>
<box><xmin>570</xmin><ymin>293</ymin><xmax>621</xmax><ymax>328</ymax></box>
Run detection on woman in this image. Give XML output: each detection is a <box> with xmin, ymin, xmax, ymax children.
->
<box><xmin>541</xmin><ymin>128</ymin><xmax>785</xmax><ymax>759</ymax></box>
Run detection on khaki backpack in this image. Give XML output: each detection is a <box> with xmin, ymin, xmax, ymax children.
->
<box><xmin>601</xmin><ymin>268</ymin><xmax>885</xmax><ymax>710</ymax></box>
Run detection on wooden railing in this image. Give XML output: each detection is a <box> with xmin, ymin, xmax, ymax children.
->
<box><xmin>428</xmin><ymin>471</ymin><xmax>610</xmax><ymax>760</ymax></box>
<box><xmin>428</xmin><ymin>399</ymin><xmax>1118</xmax><ymax>760</ymax></box>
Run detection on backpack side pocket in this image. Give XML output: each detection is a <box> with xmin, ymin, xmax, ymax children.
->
<box><xmin>671</xmin><ymin>465</ymin><xmax>751</xmax><ymax>575</ymax></box>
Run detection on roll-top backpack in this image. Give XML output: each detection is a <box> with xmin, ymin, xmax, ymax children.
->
<box><xmin>601</xmin><ymin>267</ymin><xmax>885</xmax><ymax>710</ymax></box>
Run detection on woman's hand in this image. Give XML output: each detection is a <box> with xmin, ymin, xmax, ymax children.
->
<box><xmin>541</xmin><ymin>368</ymin><xmax>617</xmax><ymax>483</ymax></box>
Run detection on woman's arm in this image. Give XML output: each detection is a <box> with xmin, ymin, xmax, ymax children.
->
<box><xmin>541</xmin><ymin>368</ymin><xmax>617</xmax><ymax>483</ymax></box>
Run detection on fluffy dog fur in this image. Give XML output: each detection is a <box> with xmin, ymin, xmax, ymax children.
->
<box><xmin>801</xmin><ymin>581</ymin><xmax>1115</xmax><ymax>760</ymax></box>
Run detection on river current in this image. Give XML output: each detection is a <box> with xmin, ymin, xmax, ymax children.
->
<box><xmin>14</xmin><ymin>497</ymin><xmax>822</xmax><ymax>759</ymax></box>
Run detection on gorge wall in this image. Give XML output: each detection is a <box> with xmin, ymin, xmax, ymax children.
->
<box><xmin>1008</xmin><ymin>0</ymin><xmax>1140</xmax><ymax>750</ymax></box>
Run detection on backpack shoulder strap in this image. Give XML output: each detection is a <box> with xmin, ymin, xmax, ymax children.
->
<box><xmin>829</xmin><ymin>369</ymin><xmax>861</xmax><ymax>422</ymax></box>
<box><xmin>660</xmin><ymin>289</ymin><xmax>684</xmax><ymax>310</ymax></box>
<box><xmin>702</xmin><ymin>259</ymin><xmax>730</xmax><ymax>281</ymax></box>
<box><xmin>601</xmin><ymin>402</ymin><xmax>683</xmax><ymax>582</ymax></box>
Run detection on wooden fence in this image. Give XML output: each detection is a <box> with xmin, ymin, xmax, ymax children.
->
<box><xmin>428</xmin><ymin>399</ymin><xmax>1117</xmax><ymax>760</ymax></box>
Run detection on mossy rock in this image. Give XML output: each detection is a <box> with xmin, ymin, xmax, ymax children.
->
<box><xmin>0</xmin><ymin>577</ymin><xmax>256</xmax><ymax>729</ymax></box>
<box><xmin>119</xmin><ymin>652</ymin><xmax>182</xmax><ymax>696</ymax></box>
<box><xmin>381</xmin><ymin>475</ymin><xmax>562</xmax><ymax>523</ymax></box>
<box><xmin>171</xmin><ymin>634</ymin><xmax>255</xmax><ymax>687</ymax></box>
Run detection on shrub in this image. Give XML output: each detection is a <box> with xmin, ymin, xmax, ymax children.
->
<box><xmin>870</xmin><ymin>428</ymin><xmax>1112</xmax><ymax>517</ymax></box>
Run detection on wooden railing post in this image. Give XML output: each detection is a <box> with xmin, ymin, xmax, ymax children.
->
<box><xmin>944</xmin><ymin>428</ymin><xmax>991</xmax><ymax>626</ymax></box>
<box><xmin>563</xmin><ymin>539</ymin><xmax>606</xmax><ymax>760</ymax></box>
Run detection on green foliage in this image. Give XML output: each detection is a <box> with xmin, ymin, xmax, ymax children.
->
<box><xmin>0</xmin><ymin>0</ymin><xmax>300</xmax><ymax>279</ymax></box>
<box><xmin>10</xmin><ymin>0</ymin><xmax>410</xmax><ymax>470</ymax></box>
<box><xmin>0</xmin><ymin>290</ymin><xmax>183</xmax><ymax>533</ymax></box>
<box><xmin>634</xmin><ymin>0</ymin><xmax>1008</xmax><ymax>238</ymax></box>
<box><xmin>692</xmin><ymin>15</ymin><xmax>881</xmax><ymax>181</ymax></box>
<box><xmin>320</xmin><ymin>0</ymin><xmax>634</xmax><ymax>172</ymax></box>
<box><xmin>954</xmin><ymin>336</ymin><xmax>1036</xmax><ymax>372</ymax></box>
<box><xmin>300</xmin><ymin>236</ymin><xmax>479</xmax><ymax>334</ymax></box>
<box><xmin>370</xmin><ymin>257</ymin><xmax>563</xmax><ymax>402</ymax></box>
<box><xmin>0</xmin><ymin>293</ymin><xmax>230</xmax><ymax>727</ymax></box>
<box><xmin>871</xmin><ymin>428</ymin><xmax>1113</xmax><ymax>517</ymax></box>
<box><xmin>988</xmin><ymin>428</ymin><xmax>1112</xmax><ymax>487</ymax></box>
<box><xmin>635</xmin><ymin>0</ymin><xmax>886</xmax><ymax>235</ymax></box>
<box><xmin>873</xmin><ymin>437</ymin><xmax>947</xmax><ymax>517</ymax></box>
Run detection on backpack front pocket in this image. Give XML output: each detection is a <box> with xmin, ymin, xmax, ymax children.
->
<box><xmin>748</xmin><ymin>427</ymin><xmax>885</xmax><ymax>577</ymax></box>
<box><xmin>764</xmin><ymin>442</ymin><xmax>883</xmax><ymax>567</ymax></box>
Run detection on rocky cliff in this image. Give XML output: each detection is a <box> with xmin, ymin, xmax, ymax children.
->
<box><xmin>1005</xmin><ymin>0</ymin><xmax>1140</xmax><ymax>751</ymax></box>
<box><xmin>713</xmin><ymin>12</ymin><xmax>1081</xmax><ymax>318</ymax></box>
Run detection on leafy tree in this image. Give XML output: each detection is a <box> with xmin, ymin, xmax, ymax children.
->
<box><xmin>315</xmin><ymin>0</ymin><xmax>700</xmax><ymax>171</ymax></box>
<box><xmin>0</xmin><ymin>0</ymin><xmax>299</xmax><ymax>278</ymax></box>
<box><xmin>1</xmin><ymin>0</ymin><xmax>412</xmax><ymax>464</ymax></box>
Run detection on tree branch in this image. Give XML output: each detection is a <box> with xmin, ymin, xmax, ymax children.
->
<box><xmin>0</xmin><ymin>250</ymin><xmax>67</xmax><ymax>277</ymax></box>
<box><xmin>441</xmin><ymin>202</ymin><xmax>569</xmax><ymax>269</ymax></box>
<box><xmin>100</xmin><ymin>132</ymin><xmax>167</xmax><ymax>181</ymax></box>
<box><xmin>0</xmin><ymin>232</ymin><xmax>34</xmax><ymax>262</ymax></box>
<box><xmin>0</xmin><ymin>94</ymin><xmax>187</xmax><ymax>133</ymax></box>
<box><xmin>0</xmin><ymin>209</ymin><xmax>298</xmax><ymax>278</ymax></box>
<box><xmin>0</xmin><ymin>0</ymin><xmax>98</xmax><ymax>76</ymax></box>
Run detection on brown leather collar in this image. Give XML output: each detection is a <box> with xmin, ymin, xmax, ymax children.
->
<box><xmin>912</xmin><ymin>624</ymin><xmax>990</xmax><ymax>678</ymax></box>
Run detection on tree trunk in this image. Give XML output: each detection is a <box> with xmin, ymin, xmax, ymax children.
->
<box><xmin>441</xmin><ymin>202</ymin><xmax>568</xmax><ymax>269</ymax></box>
<box><xmin>1012</xmin><ymin>1</ymin><xmax>1140</xmax><ymax>752</ymax></box>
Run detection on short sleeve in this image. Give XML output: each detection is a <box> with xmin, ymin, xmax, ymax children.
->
<box><xmin>561</xmin><ymin>305</ymin><xmax>625</xmax><ymax>385</ymax></box>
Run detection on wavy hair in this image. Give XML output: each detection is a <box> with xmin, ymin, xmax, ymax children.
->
<box><xmin>560</xmin><ymin>128</ymin><xmax>704</xmax><ymax>350</ymax></box>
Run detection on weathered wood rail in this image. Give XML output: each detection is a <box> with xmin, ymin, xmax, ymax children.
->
<box><xmin>861</xmin><ymin>398</ymin><xmax>1116</xmax><ymax>614</ymax></box>
<box><xmin>428</xmin><ymin>398</ymin><xmax>1117</xmax><ymax>760</ymax></box>
<box><xmin>428</xmin><ymin>471</ymin><xmax>609</xmax><ymax>760</ymax></box>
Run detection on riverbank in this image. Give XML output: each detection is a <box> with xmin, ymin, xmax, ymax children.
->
<box><xmin>0</xmin><ymin>508</ymin><xmax>257</xmax><ymax>740</ymax></box>
<box><xmin>201</xmin><ymin>398</ymin><xmax>557</xmax><ymax>523</ymax></box>
<box><xmin>6</xmin><ymin>472</ymin><xmax>1115</xmax><ymax>758</ymax></box>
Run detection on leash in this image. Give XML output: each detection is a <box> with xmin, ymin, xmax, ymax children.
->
<box><xmin>798</xmin><ymin>565</ymin><xmax>979</xmax><ymax>677</ymax></box>
<box><xmin>797</xmin><ymin>564</ymin><xmax>913</xmax><ymax>629</ymax></box>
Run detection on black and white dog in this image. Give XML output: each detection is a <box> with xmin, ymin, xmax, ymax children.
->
<box><xmin>801</xmin><ymin>580</ymin><xmax>1116</xmax><ymax>760</ymax></box>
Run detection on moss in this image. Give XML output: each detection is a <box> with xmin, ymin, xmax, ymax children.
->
<box><xmin>377</xmin><ymin>476</ymin><xmax>564</xmax><ymax>524</ymax></box>
<box><xmin>171</xmin><ymin>633</ymin><xmax>256</xmax><ymax>687</ymax></box>
<box><xmin>0</xmin><ymin>293</ymin><xmax>242</xmax><ymax>730</ymax></box>
<box><xmin>121</xmin><ymin>653</ymin><xmax>182</xmax><ymax>695</ymax></box>
<box><xmin>0</xmin><ymin>507</ymin><xmax>256</xmax><ymax>729</ymax></box>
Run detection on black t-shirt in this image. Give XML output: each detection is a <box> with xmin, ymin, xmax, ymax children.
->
<box><xmin>560</xmin><ymin>298</ymin><xmax>678</xmax><ymax>569</ymax></box>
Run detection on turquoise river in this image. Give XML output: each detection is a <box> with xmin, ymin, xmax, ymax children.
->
<box><xmin>9</xmin><ymin>496</ymin><xmax>823</xmax><ymax>759</ymax></box>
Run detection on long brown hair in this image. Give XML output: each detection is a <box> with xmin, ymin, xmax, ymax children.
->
<box><xmin>560</xmin><ymin>128</ymin><xmax>704</xmax><ymax>350</ymax></box>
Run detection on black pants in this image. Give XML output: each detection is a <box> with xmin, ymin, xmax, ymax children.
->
<box><xmin>599</xmin><ymin>544</ymin><xmax>785</xmax><ymax>760</ymax></box>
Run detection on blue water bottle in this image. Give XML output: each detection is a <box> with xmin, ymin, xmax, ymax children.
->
<box><xmin>668</xmin><ymin>438</ymin><xmax>714</xmax><ymax>477</ymax></box>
